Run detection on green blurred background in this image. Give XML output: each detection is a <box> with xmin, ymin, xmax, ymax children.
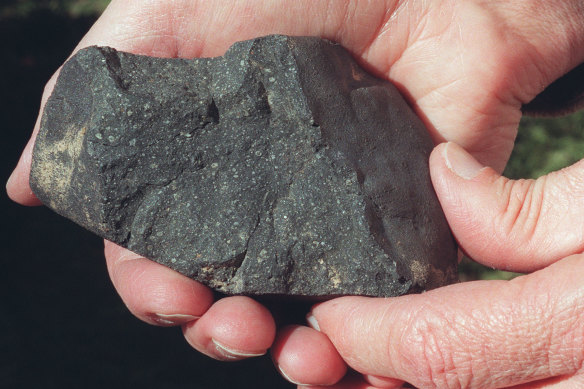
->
<box><xmin>1</xmin><ymin>0</ymin><xmax>110</xmax><ymax>18</ymax></box>
<box><xmin>1</xmin><ymin>1</ymin><xmax>583</xmax><ymax>388</ymax></box>
<box><xmin>461</xmin><ymin>112</ymin><xmax>584</xmax><ymax>281</ymax></box>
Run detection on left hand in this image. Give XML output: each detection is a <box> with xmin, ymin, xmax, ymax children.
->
<box><xmin>7</xmin><ymin>0</ymin><xmax>584</xmax><ymax>383</ymax></box>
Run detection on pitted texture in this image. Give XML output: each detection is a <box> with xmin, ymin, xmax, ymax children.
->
<box><xmin>31</xmin><ymin>35</ymin><xmax>458</xmax><ymax>297</ymax></box>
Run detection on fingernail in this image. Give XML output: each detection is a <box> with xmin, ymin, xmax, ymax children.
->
<box><xmin>151</xmin><ymin>313</ymin><xmax>199</xmax><ymax>326</ymax></box>
<box><xmin>118</xmin><ymin>252</ymin><xmax>146</xmax><ymax>262</ymax></box>
<box><xmin>277</xmin><ymin>364</ymin><xmax>305</xmax><ymax>386</ymax></box>
<box><xmin>211</xmin><ymin>338</ymin><xmax>266</xmax><ymax>360</ymax></box>
<box><xmin>306</xmin><ymin>312</ymin><xmax>320</xmax><ymax>331</ymax></box>
<box><xmin>443</xmin><ymin>142</ymin><xmax>485</xmax><ymax>180</ymax></box>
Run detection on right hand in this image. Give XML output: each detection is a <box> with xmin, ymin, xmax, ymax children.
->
<box><xmin>7</xmin><ymin>0</ymin><xmax>583</xmax><ymax>383</ymax></box>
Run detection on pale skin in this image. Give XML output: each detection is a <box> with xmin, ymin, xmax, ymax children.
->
<box><xmin>7</xmin><ymin>0</ymin><xmax>584</xmax><ymax>387</ymax></box>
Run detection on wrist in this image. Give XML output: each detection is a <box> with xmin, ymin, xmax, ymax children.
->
<box><xmin>496</xmin><ymin>0</ymin><xmax>584</xmax><ymax>75</ymax></box>
<box><xmin>484</xmin><ymin>0</ymin><xmax>584</xmax><ymax>114</ymax></box>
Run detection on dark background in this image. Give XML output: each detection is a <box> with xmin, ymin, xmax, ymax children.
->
<box><xmin>0</xmin><ymin>6</ymin><xmax>293</xmax><ymax>389</ymax></box>
<box><xmin>2</xmin><ymin>2</ymin><xmax>583</xmax><ymax>388</ymax></box>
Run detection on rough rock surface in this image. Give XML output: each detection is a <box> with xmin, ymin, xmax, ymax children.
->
<box><xmin>30</xmin><ymin>35</ymin><xmax>458</xmax><ymax>297</ymax></box>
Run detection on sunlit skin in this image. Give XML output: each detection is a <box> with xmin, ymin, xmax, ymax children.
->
<box><xmin>7</xmin><ymin>1</ymin><xmax>584</xmax><ymax>387</ymax></box>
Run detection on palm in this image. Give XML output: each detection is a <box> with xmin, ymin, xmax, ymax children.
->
<box><xmin>7</xmin><ymin>0</ymin><xmax>583</xmax><ymax>386</ymax></box>
<box><xmin>83</xmin><ymin>0</ymin><xmax>571</xmax><ymax>171</ymax></box>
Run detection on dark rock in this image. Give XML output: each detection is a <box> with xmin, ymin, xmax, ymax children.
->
<box><xmin>30</xmin><ymin>35</ymin><xmax>457</xmax><ymax>297</ymax></box>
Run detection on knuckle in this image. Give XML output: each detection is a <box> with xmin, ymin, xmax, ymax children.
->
<box><xmin>547</xmin><ymin>292</ymin><xmax>584</xmax><ymax>375</ymax></box>
<box><xmin>494</xmin><ymin>176</ymin><xmax>546</xmax><ymax>246</ymax></box>
<box><xmin>399</xmin><ymin>305</ymin><xmax>471</xmax><ymax>389</ymax></box>
<box><xmin>508</xmin><ymin>272</ymin><xmax>584</xmax><ymax>379</ymax></box>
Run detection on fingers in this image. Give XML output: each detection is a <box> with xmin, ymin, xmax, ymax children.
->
<box><xmin>183</xmin><ymin>296</ymin><xmax>276</xmax><ymax>361</ymax></box>
<box><xmin>508</xmin><ymin>374</ymin><xmax>584</xmax><ymax>389</ymax></box>
<box><xmin>6</xmin><ymin>71</ymin><xmax>60</xmax><ymax>206</ymax></box>
<box><xmin>6</xmin><ymin>0</ymin><xmax>387</xmax><ymax>205</ymax></box>
<box><xmin>307</xmin><ymin>254</ymin><xmax>584</xmax><ymax>388</ymax></box>
<box><xmin>430</xmin><ymin>141</ymin><xmax>584</xmax><ymax>272</ymax></box>
<box><xmin>106</xmin><ymin>241</ymin><xmax>276</xmax><ymax>360</ymax></box>
<box><xmin>303</xmin><ymin>373</ymin><xmax>405</xmax><ymax>389</ymax></box>
<box><xmin>104</xmin><ymin>241</ymin><xmax>214</xmax><ymax>325</ymax></box>
<box><xmin>6</xmin><ymin>133</ymin><xmax>42</xmax><ymax>206</ymax></box>
<box><xmin>302</xmin><ymin>370</ymin><xmax>404</xmax><ymax>389</ymax></box>
<box><xmin>271</xmin><ymin>325</ymin><xmax>347</xmax><ymax>386</ymax></box>
<box><xmin>271</xmin><ymin>327</ymin><xmax>404</xmax><ymax>388</ymax></box>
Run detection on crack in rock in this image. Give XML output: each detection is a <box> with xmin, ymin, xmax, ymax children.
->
<box><xmin>30</xmin><ymin>35</ymin><xmax>458</xmax><ymax>297</ymax></box>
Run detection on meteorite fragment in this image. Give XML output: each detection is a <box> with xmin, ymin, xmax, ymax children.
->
<box><xmin>31</xmin><ymin>35</ymin><xmax>458</xmax><ymax>297</ymax></box>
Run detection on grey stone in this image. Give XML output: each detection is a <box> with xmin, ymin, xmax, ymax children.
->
<box><xmin>30</xmin><ymin>35</ymin><xmax>458</xmax><ymax>297</ymax></box>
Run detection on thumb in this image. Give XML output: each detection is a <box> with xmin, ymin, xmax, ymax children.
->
<box><xmin>308</xmin><ymin>254</ymin><xmax>584</xmax><ymax>388</ymax></box>
<box><xmin>429</xmin><ymin>142</ymin><xmax>584</xmax><ymax>272</ymax></box>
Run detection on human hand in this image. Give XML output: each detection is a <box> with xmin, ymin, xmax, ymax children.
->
<box><xmin>6</xmin><ymin>0</ymin><xmax>584</xmax><ymax>374</ymax></box>
<box><xmin>269</xmin><ymin>1</ymin><xmax>584</xmax><ymax>387</ymax></box>
<box><xmin>276</xmin><ymin>141</ymin><xmax>584</xmax><ymax>388</ymax></box>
